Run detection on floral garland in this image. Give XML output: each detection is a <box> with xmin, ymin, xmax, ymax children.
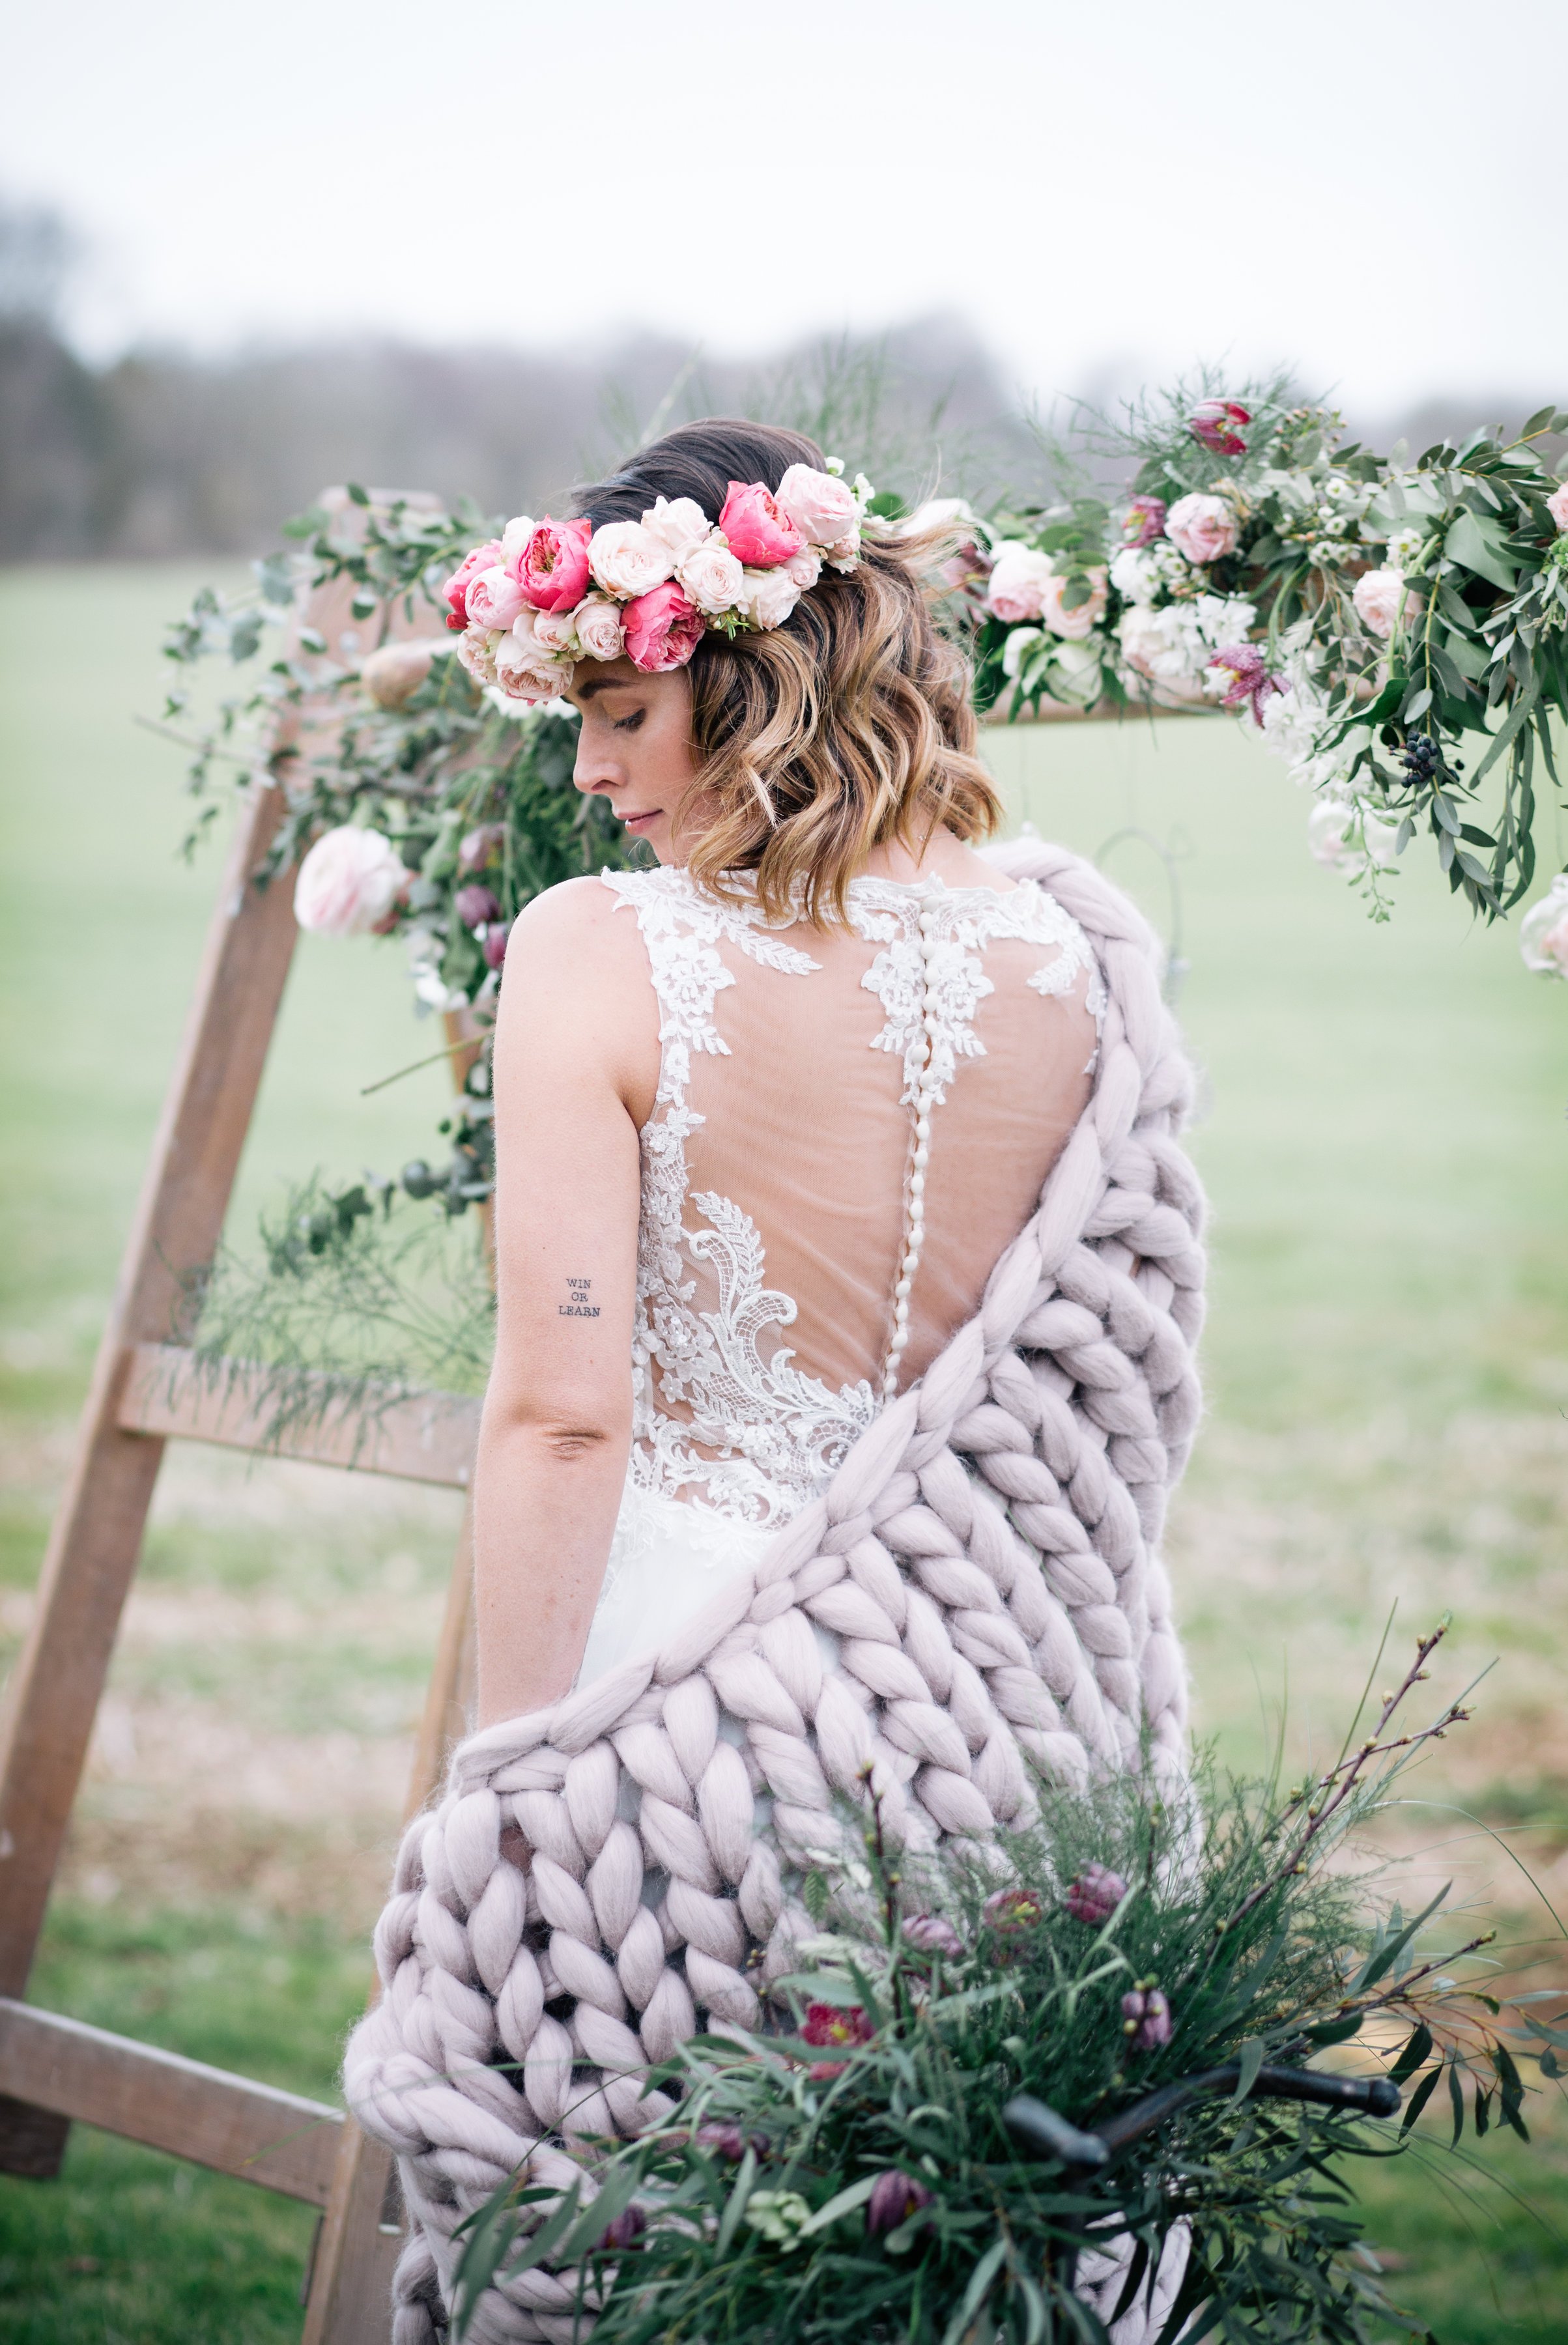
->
<box><xmin>954</xmin><ymin>384</ymin><xmax>1568</xmax><ymax>942</ymax></box>
<box><xmin>444</xmin><ymin>462</ymin><xmax>874</xmax><ymax>705</ymax></box>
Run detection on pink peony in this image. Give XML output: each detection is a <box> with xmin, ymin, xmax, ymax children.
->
<box><xmin>719</xmin><ymin>479</ymin><xmax>805</xmax><ymax>567</ymax></box>
<box><xmin>1064</xmin><ymin>1864</ymin><xmax>1128</xmax><ymax>1926</ymax></box>
<box><xmin>1120</xmin><ymin>496</ymin><xmax>1167</xmax><ymax>547</ymax></box>
<box><xmin>801</xmin><ymin>2000</ymin><xmax>874</xmax><ymax>2080</ymax></box>
<box><xmin>1188</xmin><ymin>399</ymin><xmax>1251</xmax><ymax>456</ymax></box>
<box><xmin>986</xmin><ymin>545</ymin><xmax>1055</xmax><ymax>624</ymax></box>
<box><xmin>1165</xmin><ymin>493</ymin><xmax>1238</xmax><ymax>565</ymax></box>
<box><xmin>902</xmin><ymin>1913</ymin><xmax>963</xmax><ymax>1959</ymax></box>
<box><xmin>465</xmin><ymin>564</ymin><xmax>527</xmax><ymax>632</ymax></box>
<box><xmin>1206</xmin><ymin>642</ymin><xmax>1285</xmax><ymax>722</ymax></box>
<box><xmin>359</xmin><ymin>640</ymin><xmax>433</xmax><ymax>708</ymax></box>
<box><xmin>574</xmin><ymin>597</ymin><xmax>627</xmax><ymax>662</ymax></box>
<box><xmin>442</xmin><ymin>539</ymin><xmax>503</xmax><ymax>631</ymax></box>
<box><xmin>1040</xmin><ymin>567</ymin><xmax>1107</xmax><ymax>640</ymax></box>
<box><xmin>519</xmin><ymin>517</ymin><xmax>593</xmax><ymax>612</ymax></box>
<box><xmin>1546</xmin><ymin>483</ymin><xmax>1568</xmax><ymax>532</ymax></box>
<box><xmin>455</xmin><ymin>883</ymin><xmax>502</xmax><ymax>930</ymax></box>
<box><xmin>865</xmin><ymin>2170</ymin><xmax>933</xmax><ymax>2238</ymax></box>
<box><xmin>1352</xmin><ymin>565</ymin><xmax>1410</xmax><ymax>640</ymax></box>
<box><xmin>294</xmin><ymin>825</ymin><xmax>410</xmax><ymax>938</ymax></box>
<box><xmin>622</xmin><ymin>580</ymin><xmax>704</xmax><ymax>672</ymax></box>
<box><xmin>775</xmin><ymin>462</ymin><xmax>859</xmax><ymax>548</ymax></box>
<box><xmin>1120</xmin><ymin>1986</ymin><xmax>1173</xmax><ymax>2051</ymax></box>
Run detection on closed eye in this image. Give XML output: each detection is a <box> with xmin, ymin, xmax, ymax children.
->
<box><xmin>613</xmin><ymin>709</ymin><xmax>646</xmax><ymax>733</ymax></box>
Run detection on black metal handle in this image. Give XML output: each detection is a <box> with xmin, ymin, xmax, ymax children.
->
<box><xmin>1004</xmin><ymin>2063</ymin><xmax>1401</xmax><ymax>2170</ymax></box>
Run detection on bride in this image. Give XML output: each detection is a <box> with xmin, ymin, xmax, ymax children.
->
<box><xmin>357</xmin><ymin>417</ymin><xmax>1201</xmax><ymax>2342</ymax></box>
<box><xmin>474</xmin><ymin>418</ymin><xmax>1113</xmax><ymax>1721</ymax></box>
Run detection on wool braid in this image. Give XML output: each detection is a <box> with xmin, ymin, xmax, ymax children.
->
<box><xmin>345</xmin><ymin>840</ymin><xmax>1205</xmax><ymax>2343</ymax></box>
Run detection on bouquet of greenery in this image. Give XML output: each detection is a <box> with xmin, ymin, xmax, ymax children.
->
<box><xmin>443</xmin><ymin>1623</ymin><xmax>1561</xmax><ymax>2345</ymax></box>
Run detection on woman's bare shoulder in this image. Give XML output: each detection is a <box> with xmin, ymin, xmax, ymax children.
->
<box><xmin>499</xmin><ymin>875</ymin><xmax>659</xmax><ymax>1113</ymax></box>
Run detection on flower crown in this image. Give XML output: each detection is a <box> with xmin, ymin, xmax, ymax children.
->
<box><xmin>441</xmin><ymin>462</ymin><xmax>873</xmax><ymax>705</ymax></box>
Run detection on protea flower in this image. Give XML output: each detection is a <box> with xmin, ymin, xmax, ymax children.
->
<box><xmin>866</xmin><ymin>2168</ymin><xmax>934</xmax><ymax>2237</ymax></box>
<box><xmin>1188</xmin><ymin>399</ymin><xmax>1251</xmax><ymax>456</ymax></box>
<box><xmin>1063</xmin><ymin>1864</ymin><xmax>1128</xmax><ymax>1926</ymax></box>
<box><xmin>1120</xmin><ymin>1986</ymin><xmax>1173</xmax><ymax>2051</ymax></box>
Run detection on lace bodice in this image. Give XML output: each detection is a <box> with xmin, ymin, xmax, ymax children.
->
<box><xmin>601</xmin><ymin>862</ymin><xmax>1102</xmax><ymax>1531</ymax></box>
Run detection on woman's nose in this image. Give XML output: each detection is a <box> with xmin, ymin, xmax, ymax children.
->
<box><xmin>573</xmin><ymin>737</ymin><xmax>623</xmax><ymax>798</ymax></box>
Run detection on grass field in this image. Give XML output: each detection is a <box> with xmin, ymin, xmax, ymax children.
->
<box><xmin>2</xmin><ymin>564</ymin><xmax>1567</xmax><ymax>2338</ymax></box>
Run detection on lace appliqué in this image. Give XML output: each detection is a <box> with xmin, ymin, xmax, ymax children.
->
<box><xmin>603</xmin><ymin>868</ymin><xmax>878</xmax><ymax>1529</ymax></box>
<box><xmin>853</xmin><ymin>875</ymin><xmax>1103</xmax><ymax>1101</ymax></box>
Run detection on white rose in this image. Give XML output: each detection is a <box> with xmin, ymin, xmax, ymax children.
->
<box><xmin>1040</xmin><ymin>640</ymin><xmax>1104</xmax><ymax>706</ymax></box>
<box><xmin>775</xmin><ymin>462</ymin><xmax>859</xmax><ymax>547</ymax></box>
<box><xmin>1001</xmin><ymin>626</ymin><xmax>1044</xmax><ymax>680</ymax></box>
<box><xmin>785</xmin><ymin>549</ymin><xmax>821</xmax><ymax>589</ymax></box>
<box><xmin>1352</xmin><ymin>565</ymin><xmax>1409</xmax><ymax>641</ymax></box>
<box><xmin>455</xmin><ymin>625</ymin><xmax>500</xmax><ymax>689</ymax></box>
<box><xmin>500</xmin><ymin>513</ymin><xmax>535</xmax><ymax>563</ymax></box>
<box><xmin>1040</xmin><ymin>567</ymin><xmax>1107</xmax><ymax>641</ymax></box>
<box><xmin>294</xmin><ymin>825</ymin><xmax>410</xmax><ymax>938</ymax></box>
<box><xmin>986</xmin><ymin>545</ymin><xmax>1056</xmax><ymax>624</ymax></box>
<box><xmin>677</xmin><ymin>539</ymin><xmax>746</xmax><ymax>615</ymax></box>
<box><xmin>573</xmin><ymin>597</ymin><xmax>626</xmax><ymax>662</ymax></box>
<box><xmin>743</xmin><ymin>567</ymin><xmax>803</xmax><ymax>630</ymax></box>
<box><xmin>1109</xmin><ymin>545</ymin><xmax>1160</xmax><ymax>606</ymax></box>
<box><xmin>588</xmin><ymin>520</ymin><xmax>674</xmax><ymax>599</ymax></box>
<box><xmin>1116</xmin><ymin>606</ymin><xmax>1208</xmax><ymax>699</ymax></box>
<box><xmin>531</xmin><ymin>606</ymin><xmax>578</xmax><ymax>654</ymax></box>
<box><xmin>642</xmin><ymin>496</ymin><xmax>714</xmax><ymax>559</ymax></box>
<box><xmin>1520</xmin><ymin>875</ymin><xmax>1568</xmax><ymax>978</ymax></box>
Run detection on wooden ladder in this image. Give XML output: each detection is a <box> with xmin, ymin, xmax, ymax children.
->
<box><xmin>0</xmin><ymin>556</ymin><xmax>481</xmax><ymax>2342</ymax></box>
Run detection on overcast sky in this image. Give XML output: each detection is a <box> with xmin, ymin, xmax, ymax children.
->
<box><xmin>4</xmin><ymin>0</ymin><xmax>1558</xmax><ymax>418</ymax></box>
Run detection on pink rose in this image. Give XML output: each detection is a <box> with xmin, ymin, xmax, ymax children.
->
<box><xmin>1352</xmin><ymin>565</ymin><xmax>1410</xmax><ymax>640</ymax></box>
<box><xmin>774</xmin><ymin>462</ymin><xmax>858</xmax><ymax>548</ymax></box>
<box><xmin>573</xmin><ymin>597</ymin><xmax>626</xmax><ymax>661</ymax></box>
<box><xmin>677</xmin><ymin>537</ymin><xmax>746</xmax><ymax>614</ymax></box>
<box><xmin>1040</xmin><ymin>567</ymin><xmax>1107</xmax><ymax>640</ymax></box>
<box><xmin>622</xmin><ymin>581</ymin><xmax>704</xmax><ymax>672</ymax></box>
<box><xmin>465</xmin><ymin>564</ymin><xmax>527</xmax><ymax>632</ymax></box>
<box><xmin>455</xmin><ymin>626</ymin><xmax>500</xmax><ymax>689</ymax></box>
<box><xmin>519</xmin><ymin>517</ymin><xmax>593</xmax><ymax>612</ymax></box>
<box><xmin>785</xmin><ymin>549</ymin><xmax>822</xmax><ymax>589</ymax></box>
<box><xmin>822</xmin><ymin>527</ymin><xmax>861</xmax><ymax>571</ymax></box>
<box><xmin>986</xmin><ymin>544</ymin><xmax>1055</xmax><ymax>623</ymax></box>
<box><xmin>1547</xmin><ymin>483</ymin><xmax>1568</xmax><ymax>532</ymax></box>
<box><xmin>718</xmin><ymin>480</ymin><xmax>804</xmax><ymax>567</ymax></box>
<box><xmin>531</xmin><ymin>606</ymin><xmax>578</xmax><ymax>655</ymax></box>
<box><xmin>495</xmin><ymin>620</ymin><xmax>569</xmax><ymax>701</ymax></box>
<box><xmin>1165</xmin><ymin>494</ymin><xmax>1238</xmax><ymax>565</ymax></box>
<box><xmin>589</xmin><ymin>520</ymin><xmax>676</xmax><ymax>601</ymax></box>
<box><xmin>359</xmin><ymin>640</ymin><xmax>433</xmax><ymax>708</ymax></box>
<box><xmin>294</xmin><ymin>825</ymin><xmax>411</xmax><ymax>937</ymax></box>
<box><xmin>1120</xmin><ymin>496</ymin><xmax>1167</xmax><ymax>547</ymax></box>
<box><xmin>743</xmin><ymin>565</ymin><xmax>803</xmax><ymax>629</ymax></box>
<box><xmin>642</xmin><ymin>496</ymin><xmax>714</xmax><ymax>559</ymax></box>
<box><xmin>1188</xmin><ymin>399</ymin><xmax>1250</xmax><ymax>456</ymax></box>
<box><xmin>442</xmin><ymin>539</ymin><xmax>502</xmax><ymax>631</ymax></box>
<box><xmin>1520</xmin><ymin>877</ymin><xmax>1568</xmax><ymax>976</ymax></box>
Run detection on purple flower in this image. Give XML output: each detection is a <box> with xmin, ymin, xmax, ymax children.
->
<box><xmin>481</xmin><ymin>920</ymin><xmax>512</xmax><ymax>971</ymax></box>
<box><xmin>597</xmin><ymin>2202</ymin><xmax>647</xmax><ymax>2251</ymax></box>
<box><xmin>902</xmin><ymin>1913</ymin><xmax>963</xmax><ymax>1960</ymax></box>
<box><xmin>1064</xmin><ymin>1864</ymin><xmax>1128</xmax><ymax>1926</ymax></box>
<box><xmin>696</xmin><ymin>2123</ymin><xmax>748</xmax><ymax>2160</ymax></box>
<box><xmin>1120</xmin><ymin>497</ymin><xmax>1167</xmax><ymax>548</ymax></box>
<box><xmin>982</xmin><ymin>1887</ymin><xmax>1044</xmax><ymax>1936</ymax></box>
<box><xmin>1188</xmin><ymin>399</ymin><xmax>1251</xmax><ymax>457</ymax></box>
<box><xmin>1120</xmin><ymin>1987</ymin><xmax>1173</xmax><ymax>2052</ymax></box>
<box><xmin>1206</xmin><ymin>644</ymin><xmax>1285</xmax><ymax>724</ymax></box>
<box><xmin>866</xmin><ymin>2169</ymin><xmax>934</xmax><ymax>2238</ymax></box>
<box><xmin>801</xmin><ymin>2001</ymin><xmax>874</xmax><ymax>2079</ymax></box>
<box><xmin>455</xmin><ymin>883</ymin><xmax>503</xmax><ymax>930</ymax></box>
<box><xmin>457</xmin><ymin>822</ymin><xmax>506</xmax><ymax>875</ymax></box>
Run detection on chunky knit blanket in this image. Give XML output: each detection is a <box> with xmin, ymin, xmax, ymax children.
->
<box><xmin>345</xmin><ymin>840</ymin><xmax>1206</xmax><ymax>2344</ymax></box>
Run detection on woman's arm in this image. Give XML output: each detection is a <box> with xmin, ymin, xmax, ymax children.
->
<box><xmin>472</xmin><ymin>881</ymin><xmax>656</xmax><ymax>1726</ymax></box>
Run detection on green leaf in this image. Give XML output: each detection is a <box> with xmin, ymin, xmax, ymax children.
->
<box><xmin>1448</xmin><ymin>2058</ymin><xmax>1466</xmax><ymax>2146</ymax></box>
<box><xmin>715</xmin><ymin>2146</ymin><xmax>758</xmax><ymax>2259</ymax></box>
<box><xmin>1542</xmin><ymin>2046</ymin><xmax>1561</xmax><ymax>2079</ymax></box>
<box><xmin>1389</xmin><ymin>2024</ymin><xmax>1434</xmax><ymax>2084</ymax></box>
<box><xmin>1520</xmin><ymin>405</ymin><xmax>1558</xmax><ymax>439</ymax></box>
<box><xmin>1230</xmin><ymin>2038</ymin><xmax>1265</xmax><ymax>2106</ymax></box>
<box><xmin>1401</xmin><ymin>2065</ymin><xmax>1442</xmax><ymax>2133</ymax></box>
<box><xmin>797</xmin><ymin>2174</ymin><xmax>881</xmax><ymax>2237</ymax></box>
<box><xmin>940</xmin><ymin>2238</ymin><xmax>1009</xmax><ymax>2345</ymax></box>
<box><xmin>347</xmin><ymin>481</ymin><xmax>371</xmax><ymax>506</ymax></box>
<box><xmin>1446</xmin><ymin>509</ymin><xmax>1519</xmax><ymax>593</ymax></box>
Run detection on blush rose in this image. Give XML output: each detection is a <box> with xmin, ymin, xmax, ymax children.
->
<box><xmin>642</xmin><ymin>496</ymin><xmax>713</xmax><ymax>560</ymax></box>
<box><xmin>1040</xmin><ymin>567</ymin><xmax>1107</xmax><ymax>640</ymax></box>
<box><xmin>986</xmin><ymin>544</ymin><xmax>1055</xmax><ymax>624</ymax></box>
<box><xmin>775</xmin><ymin>462</ymin><xmax>859</xmax><ymax>548</ymax></box>
<box><xmin>677</xmin><ymin>538</ymin><xmax>746</xmax><ymax>614</ymax></box>
<box><xmin>442</xmin><ymin>539</ymin><xmax>503</xmax><ymax>631</ymax></box>
<box><xmin>1165</xmin><ymin>494</ymin><xmax>1238</xmax><ymax>565</ymax></box>
<box><xmin>294</xmin><ymin>825</ymin><xmax>411</xmax><ymax>937</ymax></box>
<box><xmin>465</xmin><ymin>565</ymin><xmax>527</xmax><ymax>632</ymax></box>
<box><xmin>1548</xmin><ymin>483</ymin><xmax>1568</xmax><ymax>532</ymax></box>
<box><xmin>590</xmin><ymin>520</ymin><xmax>676</xmax><ymax>601</ymax></box>
<box><xmin>1352</xmin><ymin>565</ymin><xmax>1411</xmax><ymax>640</ymax></box>
<box><xmin>573</xmin><ymin>597</ymin><xmax>627</xmax><ymax>662</ymax></box>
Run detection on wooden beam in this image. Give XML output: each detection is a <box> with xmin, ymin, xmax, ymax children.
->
<box><xmin>0</xmin><ymin>1998</ymin><xmax>343</xmax><ymax>2205</ymax></box>
<box><xmin>0</xmin><ymin>779</ymin><xmax>302</xmax><ymax>2018</ymax></box>
<box><xmin>117</xmin><ymin>1344</ymin><xmax>479</xmax><ymax>1490</ymax></box>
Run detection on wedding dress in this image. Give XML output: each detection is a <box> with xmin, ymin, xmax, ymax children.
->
<box><xmin>578</xmin><ymin>858</ymin><xmax>1104</xmax><ymax>1686</ymax></box>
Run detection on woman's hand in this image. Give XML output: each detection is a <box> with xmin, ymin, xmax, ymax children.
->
<box><xmin>472</xmin><ymin>879</ymin><xmax>657</xmax><ymax>1726</ymax></box>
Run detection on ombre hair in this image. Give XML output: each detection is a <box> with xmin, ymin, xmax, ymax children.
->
<box><xmin>571</xmin><ymin>419</ymin><xmax>1003</xmax><ymax>926</ymax></box>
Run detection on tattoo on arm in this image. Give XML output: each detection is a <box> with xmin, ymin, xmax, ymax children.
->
<box><xmin>558</xmin><ymin>1275</ymin><xmax>601</xmax><ymax>1320</ymax></box>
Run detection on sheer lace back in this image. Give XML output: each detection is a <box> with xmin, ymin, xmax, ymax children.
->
<box><xmin>603</xmin><ymin>862</ymin><xmax>1104</xmax><ymax>1529</ymax></box>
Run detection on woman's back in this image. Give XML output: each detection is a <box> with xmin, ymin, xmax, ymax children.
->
<box><xmin>605</xmin><ymin>853</ymin><xmax>1102</xmax><ymax>1528</ymax></box>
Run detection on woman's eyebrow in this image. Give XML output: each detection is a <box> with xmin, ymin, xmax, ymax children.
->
<box><xmin>574</xmin><ymin>677</ymin><xmax>635</xmax><ymax>703</ymax></box>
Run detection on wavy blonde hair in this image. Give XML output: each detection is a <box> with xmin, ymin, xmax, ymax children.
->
<box><xmin>571</xmin><ymin>420</ymin><xmax>1001</xmax><ymax>926</ymax></box>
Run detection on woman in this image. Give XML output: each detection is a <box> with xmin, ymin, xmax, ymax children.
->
<box><xmin>474</xmin><ymin>419</ymin><xmax>1105</xmax><ymax>1721</ymax></box>
<box><xmin>352</xmin><ymin>419</ymin><xmax>1203</xmax><ymax>2342</ymax></box>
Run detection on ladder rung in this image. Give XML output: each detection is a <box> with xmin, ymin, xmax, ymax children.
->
<box><xmin>0</xmin><ymin>1998</ymin><xmax>344</xmax><ymax>2205</ymax></box>
<box><xmin>117</xmin><ymin>1343</ymin><xmax>479</xmax><ymax>1488</ymax></box>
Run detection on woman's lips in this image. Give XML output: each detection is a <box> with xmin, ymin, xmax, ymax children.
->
<box><xmin>622</xmin><ymin>810</ymin><xmax>661</xmax><ymax>831</ymax></box>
